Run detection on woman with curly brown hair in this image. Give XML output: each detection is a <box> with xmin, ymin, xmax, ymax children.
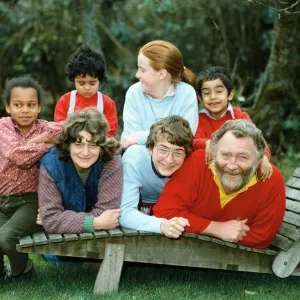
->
<box><xmin>38</xmin><ymin>108</ymin><xmax>122</xmax><ymax>234</ymax></box>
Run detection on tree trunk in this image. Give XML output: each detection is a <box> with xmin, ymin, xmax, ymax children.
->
<box><xmin>250</xmin><ymin>3</ymin><xmax>299</xmax><ymax>155</ymax></box>
<box><xmin>78</xmin><ymin>0</ymin><xmax>102</xmax><ymax>50</ymax></box>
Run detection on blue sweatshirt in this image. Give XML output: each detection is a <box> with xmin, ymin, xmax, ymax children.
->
<box><xmin>121</xmin><ymin>81</ymin><xmax>198</xmax><ymax>144</ymax></box>
<box><xmin>119</xmin><ymin>145</ymin><xmax>169</xmax><ymax>233</ymax></box>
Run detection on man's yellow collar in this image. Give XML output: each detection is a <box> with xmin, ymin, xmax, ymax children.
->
<box><xmin>209</xmin><ymin>162</ymin><xmax>258</xmax><ymax>208</ymax></box>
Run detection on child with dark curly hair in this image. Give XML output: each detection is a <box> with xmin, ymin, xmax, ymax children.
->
<box><xmin>54</xmin><ymin>45</ymin><xmax>118</xmax><ymax>137</ymax></box>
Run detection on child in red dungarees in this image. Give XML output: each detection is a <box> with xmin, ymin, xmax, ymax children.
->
<box><xmin>0</xmin><ymin>75</ymin><xmax>62</xmax><ymax>280</ymax></box>
<box><xmin>54</xmin><ymin>44</ymin><xmax>118</xmax><ymax>137</ymax></box>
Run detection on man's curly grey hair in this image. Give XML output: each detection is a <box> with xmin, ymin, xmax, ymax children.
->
<box><xmin>210</xmin><ymin>120</ymin><xmax>266</xmax><ymax>161</ymax></box>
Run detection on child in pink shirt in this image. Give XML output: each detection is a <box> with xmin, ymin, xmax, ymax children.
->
<box><xmin>0</xmin><ymin>75</ymin><xmax>62</xmax><ymax>280</ymax></box>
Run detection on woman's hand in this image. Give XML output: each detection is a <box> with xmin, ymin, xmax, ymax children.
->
<box><xmin>36</xmin><ymin>209</ymin><xmax>43</xmax><ymax>225</ymax></box>
<box><xmin>93</xmin><ymin>209</ymin><xmax>121</xmax><ymax>230</ymax></box>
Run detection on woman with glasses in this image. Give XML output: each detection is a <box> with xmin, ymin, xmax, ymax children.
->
<box><xmin>120</xmin><ymin>115</ymin><xmax>192</xmax><ymax>238</ymax></box>
<box><xmin>38</xmin><ymin>108</ymin><xmax>122</xmax><ymax>234</ymax></box>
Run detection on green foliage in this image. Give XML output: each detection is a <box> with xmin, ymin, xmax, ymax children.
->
<box><xmin>0</xmin><ymin>0</ymin><xmax>268</xmax><ymax>113</ymax></box>
<box><xmin>0</xmin><ymin>0</ymin><xmax>299</xmax><ymax>154</ymax></box>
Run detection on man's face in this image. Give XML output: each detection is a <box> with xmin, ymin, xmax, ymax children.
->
<box><xmin>213</xmin><ymin>131</ymin><xmax>260</xmax><ymax>194</ymax></box>
<box><xmin>148</xmin><ymin>139</ymin><xmax>186</xmax><ymax>177</ymax></box>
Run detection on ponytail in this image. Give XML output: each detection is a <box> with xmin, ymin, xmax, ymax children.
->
<box><xmin>181</xmin><ymin>67</ymin><xmax>196</xmax><ymax>90</ymax></box>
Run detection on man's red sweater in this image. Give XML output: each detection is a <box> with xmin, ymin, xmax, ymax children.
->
<box><xmin>193</xmin><ymin>107</ymin><xmax>271</xmax><ymax>158</ymax></box>
<box><xmin>153</xmin><ymin>150</ymin><xmax>286</xmax><ymax>248</ymax></box>
<box><xmin>54</xmin><ymin>91</ymin><xmax>118</xmax><ymax>137</ymax></box>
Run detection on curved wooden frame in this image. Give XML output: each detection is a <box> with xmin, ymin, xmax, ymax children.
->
<box><xmin>17</xmin><ymin>166</ymin><xmax>300</xmax><ymax>294</ymax></box>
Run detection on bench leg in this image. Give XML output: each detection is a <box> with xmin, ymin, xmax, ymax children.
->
<box><xmin>272</xmin><ymin>240</ymin><xmax>300</xmax><ymax>278</ymax></box>
<box><xmin>93</xmin><ymin>243</ymin><xmax>125</xmax><ymax>294</ymax></box>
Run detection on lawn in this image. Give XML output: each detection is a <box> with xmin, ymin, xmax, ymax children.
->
<box><xmin>271</xmin><ymin>153</ymin><xmax>299</xmax><ymax>181</ymax></box>
<box><xmin>1</xmin><ymin>254</ymin><xmax>300</xmax><ymax>300</ymax></box>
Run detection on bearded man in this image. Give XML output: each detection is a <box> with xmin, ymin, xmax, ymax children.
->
<box><xmin>153</xmin><ymin>120</ymin><xmax>286</xmax><ymax>249</ymax></box>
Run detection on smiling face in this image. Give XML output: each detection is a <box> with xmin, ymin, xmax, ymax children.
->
<box><xmin>135</xmin><ymin>53</ymin><xmax>161</xmax><ymax>97</ymax></box>
<box><xmin>70</xmin><ymin>130</ymin><xmax>101</xmax><ymax>174</ymax></box>
<box><xmin>201</xmin><ymin>78</ymin><xmax>234</xmax><ymax>119</ymax></box>
<box><xmin>6</xmin><ymin>87</ymin><xmax>41</xmax><ymax>135</ymax></box>
<box><xmin>213</xmin><ymin>131</ymin><xmax>260</xmax><ymax>194</ymax></box>
<box><xmin>148</xmin><ymin>139</ymin><xmax>186</xmax><ymax>177</ymax></box>
<box><xmin>74</xmin><ymin>74</ymin><xmax>100</xmax><ymax>99</ymax></box>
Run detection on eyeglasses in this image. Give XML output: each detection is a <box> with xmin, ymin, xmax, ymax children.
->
<box><xmin>155</xmin><ymin>145</ymin><xmax>186</xmax><ymax>160</ymax></box>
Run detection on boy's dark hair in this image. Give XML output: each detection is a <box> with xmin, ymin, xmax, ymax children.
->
<box><xmin>56</xmin><ymin>108</ymin><xmax>120</xmax><ymax>163</ymax></box>
<box><xmin>196</xmin><ymin>66</ymin><xmax>233</xmax><ymax>98</ymax></box>
<box><xmin>146</xmin><ymin>115</ymin><xmax>193</xmax><ymax>157</ymax></box>
<box><xmin>66</xmin><ymin>44</ymin><xmax>107</xmax><ymax>83</ymax></box>
<box><xmin>2</xmin><ymin>75</ymin><xmax>43</xmax><ymax>106</ymax></box>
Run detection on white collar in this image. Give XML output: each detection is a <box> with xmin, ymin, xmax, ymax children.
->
<box><xmin>199</xmin><ymin>102</ymin><xmax>235</xmax><ymax>119</ymax></box>
<box><xmin>146</xmin><ymin>83</ymin><xmax>176</xmax><ymax>100</ymax></box>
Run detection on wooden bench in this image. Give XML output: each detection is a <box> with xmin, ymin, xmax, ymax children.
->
<box><xmin>17</xmin><ymin>166</ymin><xmax>300</xmax><ymax>294</ymax></box>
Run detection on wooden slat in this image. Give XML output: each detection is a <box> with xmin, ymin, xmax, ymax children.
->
<box><xmin>210</xmin><ymin>237</ymin><xmax>225</xmax><ymax>246</ymax></box>
<box><xmin>265</xmin><ymin>248</ymin><xmax>278</xmax><ymax>255</ymax></box>
<box><xmin>79</xmin><ymin>233</ymin><xmax>94</xmax><ymax>240</ymax></box>
<box><xmin>197</xmin><ymin>234</ymin><xmax>212</xmax><ymax>242</ymax></box>
<box><xmin>279</xmin><ymin>222</ymin><xmax>300</xmax><ymax>242</ymax></box>
<box><xmin>121</xmin><ymin>235</ymin><xmax>284</xmax><ymax>276</ymax></box>
<box><xmin>284</xmin><ymin>211</ymin><xmax>300</xmax><ymax>227</ymax></box>
<box><xmin>108</xmin><ymin>229</ymin><xmax>124</xmax><ymax>237</ymax></box>
<box><xmin>237</xmin><ymin>245</ymin><xmax>251</xmax><ymax>252</ymax></box>
<box><xmin>271</xmin><ymin>234</ymin><xmax>294</xmax><ymax>251</ymax></box>
<box><xmin>293</xmin><ymin>167</ymin><xmax>300</xmax><ymax>178</ymax></box>
<box><xmin>47</xmin><ymin>233</ymin><xmax>64</xmax><ymax>243</ymax></box>
<box><xmin>286</xmin><ymin>200</ymin><xmax>300</xmax><ymax>214</ymax></box>
<box><xmin>120</xmin><ymin>228</ymin><xmax>139</xmax><ymax>236</ymax></box>
<box><xmin>182</xmin><ymin>232</ymin><xmax>197</xmax><ymax>238</ymax></box>
<box><xmin>32</xmin><ymin>232</ymin><xmax>48</xmax><ymax>245</ymax></box>
<box><xmin>286</xmin><ymin>187</ymin><xmax>300</xmax><ymax>202</ymax></box>
<box><xmin>223</xmin><ymin>241</ymin><xmax>238</xmax><ymax>248</ymax></box>
<box><xmin>19</xmin><ymin>234</ymin><xmax>34</xmax><ymax>248</ymax></box>
<box><xmin>251</xmin><ymin>248</ymin><xmax>266</xmax><ymax>254</ymax></box>
<box><xmin>138</xmin><ymin>231</ymin><xmax>154</xmax><ymax>236</ymax></box>
<box><xmin>94</xmin><ymin>231</ymin><xmax>109</xmax><ymax>239</ymax></box>
<box><xmin>63</xmin><ymin>233</ymin><xmax>79</xmax><ymax>241</ymax></box>
<box><xmin>286</xmin><ymin>177</ymin><xmax>300</xmax><ymax>190</ymax></box>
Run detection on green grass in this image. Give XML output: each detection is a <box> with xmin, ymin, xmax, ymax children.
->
<box><xmin>271</xmin><ymin>154</ymin><xmax>299</xmax><ymax>182</ymax></box>
<box><xmin>1</xmin><ymin>254</ymin><xmax>300</xmax><ymax>300</ymax></box>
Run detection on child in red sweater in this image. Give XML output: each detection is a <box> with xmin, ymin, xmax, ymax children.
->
<box><xmin>54</xmin><ymin>45</ymin><xmax>118</xmax><ymax>137</ymax></box>
<box><xmin>193</xmin><ymin>66</ymin><xmax>272</xmax><ymax>181</ymax></box>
